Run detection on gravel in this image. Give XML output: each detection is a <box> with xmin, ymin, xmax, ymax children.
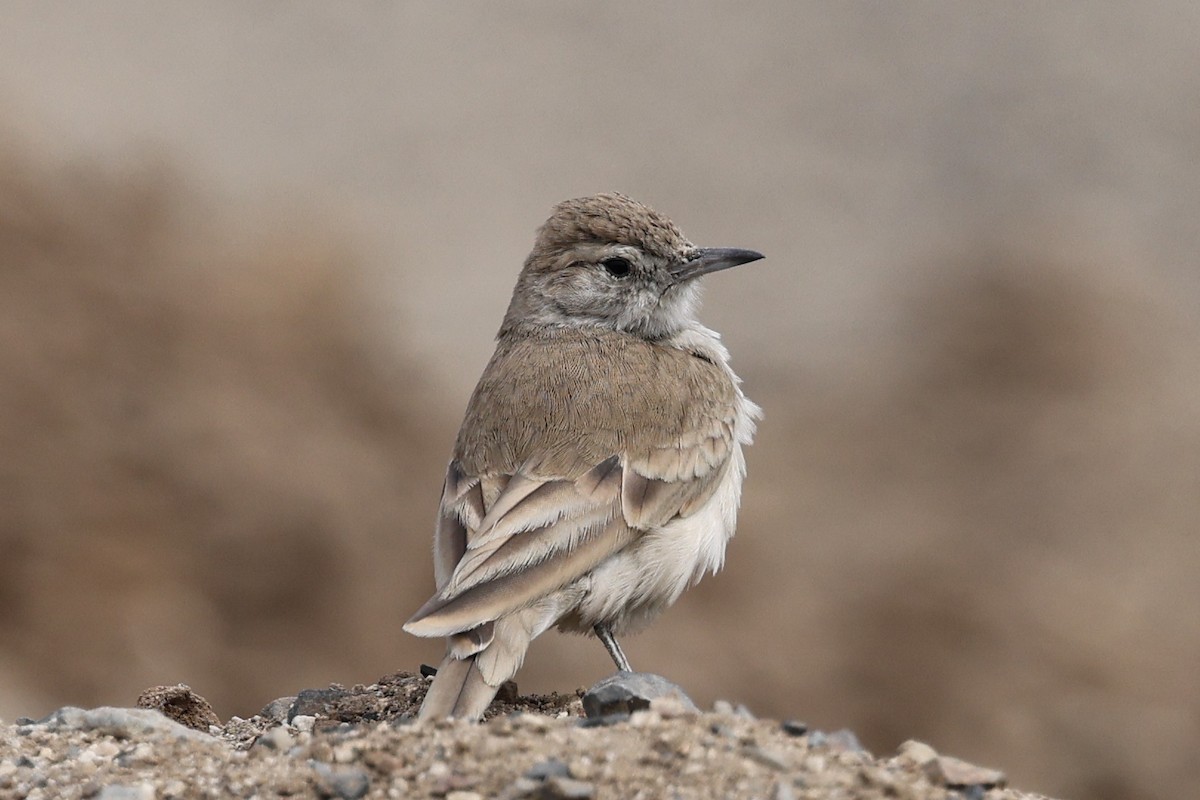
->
<box><xmin>0</xmin><ymin>671</ymin><xmax>1056</xmax><ymax>800</ymax></box>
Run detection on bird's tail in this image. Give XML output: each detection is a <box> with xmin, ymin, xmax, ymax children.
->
<box><xmin>414</xmin><ymin>613</ymin><xmax>538</xmax><ymax>720</ymax></box>
<box><xmin>417</xmin><ymin>653</ymin><xmax>499</xmax><ymax>721</ymax></box>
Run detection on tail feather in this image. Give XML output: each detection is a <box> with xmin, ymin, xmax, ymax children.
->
<box><xmin>418</xmin><ymin>654</ymin><xmax>499</xmax><ymax>720</ymax></box>
<box><xmin>418</xmin><ymin>615</ymin><xmax>537</xmax><ymax>721</ymax></box>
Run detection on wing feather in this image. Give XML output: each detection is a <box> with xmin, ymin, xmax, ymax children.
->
<box><xmin>406</xmin><ymin>330</ymin><xmax>748</xmax><ymax>641</ymax></box>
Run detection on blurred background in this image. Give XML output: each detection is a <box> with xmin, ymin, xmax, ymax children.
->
<box><xmin>1</xmin><ymin>3</ymin><xmax>1198</xmax><ymax>798</ymax></box>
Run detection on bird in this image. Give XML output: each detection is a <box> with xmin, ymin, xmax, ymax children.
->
<box><xmin>404</xmin><ymin>192</ymin><xmax>763</xmax><ymax>720</ymax></box>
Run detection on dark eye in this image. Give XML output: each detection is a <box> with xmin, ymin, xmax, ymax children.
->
<box><xmin>601</xmin><ymin>257</ymin><xmax>632</xmax><ymax>278</ymax></box>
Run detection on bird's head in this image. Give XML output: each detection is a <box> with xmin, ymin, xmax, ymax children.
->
<box><xmin>501</xmin><ymin>193</ymin><xmax>763</xmax><ymax>340</ymax></box>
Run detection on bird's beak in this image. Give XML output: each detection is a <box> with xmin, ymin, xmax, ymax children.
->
<box><xmin>670</xmin><ymin>247</ymin><xmax>764</xmax><ymax>283</ymax></box>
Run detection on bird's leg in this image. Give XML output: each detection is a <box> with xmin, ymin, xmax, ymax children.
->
<box><xmin>594</xmin><ymin>623</ymin><xmax>632</xmax><ymax>672</ymax></box>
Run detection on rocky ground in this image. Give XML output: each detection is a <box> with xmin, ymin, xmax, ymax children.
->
<box><xmin>0</xmin><ymin>672</ymin><xmax>1051</xmax><ymax>800</ymax></box>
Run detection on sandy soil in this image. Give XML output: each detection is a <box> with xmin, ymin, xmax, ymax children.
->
<box><xmin>0</xmin><ymin>674</ymin><xmax>1044</xmax><ymax>800</ymax></box>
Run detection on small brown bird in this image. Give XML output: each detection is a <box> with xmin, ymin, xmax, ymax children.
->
<box><xmin>404</xmin><ymin>193</ymin><xmax>762</xmax><ymax>720</ymax></box>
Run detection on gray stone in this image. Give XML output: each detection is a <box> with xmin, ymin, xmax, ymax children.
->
<box><xmin>524</xmin><ymin>759</ymin><xmax>570</xmax><ymax>780</ymax></box>
<box><xmin>780</xmin><ymin>719</ymin><xmax>808</xmax><ymax>737</ymax></box>
<box><xmin>744</xmin><ymin>746</ymin><xmax>789</xmax><ymax>771</ymax></box>
<box><xmin>96</xmin><ymin>785</ymin><xmax>156</xmax><ymax>800</ymax></box>
<box><xmin>771</xmin><ymin>781</ymin><xmax>796</xmax><ymax>800</ymax></box>
<box><xmin>258</xmin><ymin>696</ymin><xmax>298</xmax><ymax>724</ymax></box>
<box><xmin>824</xmin><ymin>729</ymin><xmax>865</xmax><ymax>753</ymax></box>
<box><xmin>541</xmin><ymin>776</ymin><xmax>595</xmax><ymax>799</ymax></box>
<box><xmin>807</xmin><ymin>728</ymin><xmax>864</xmax><ymax>753</ymax></box>
<box><xmin>936</xmin><ymin>754</ymin><xmax>1006</xmax><ymax>790</ymax></box>
<box><xmin>253</xmin><ymin>726</ymin><xmax>294</xmax><ymax>751</ymax></box>
<box><xmin>311</xmin><ymin>761</ymin><xmax>370</xmax><ymax>800</ymax></box>
<box><xmin>34</xmin><ymin>706</ymin><xmax>210</xmax><ymax>741</ymax></box>
<box><xmin>288</xmin><ymin>688</ymin><xmax>351</xmax><ymax>721</ymax></box>
<box><xmin>581</xmin><ymin>672</ymin><xmax>697</xmax><ymax>719</ymax></box>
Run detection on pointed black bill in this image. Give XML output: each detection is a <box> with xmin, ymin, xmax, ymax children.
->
<box><xmin>671</xmin><ymin>247</ymin><xmax>764</xmax><ymax>283</ymax></box>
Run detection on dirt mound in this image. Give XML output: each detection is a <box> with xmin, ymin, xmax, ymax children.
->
<box><xmin>1</xmin><ymin>674</ymin><xmax>1039</xmax><ymax>800</ymax></box>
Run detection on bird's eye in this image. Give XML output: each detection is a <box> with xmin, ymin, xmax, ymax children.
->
<box><xmin>601</xmin><ymin>257</ymin><xmax>632</xmax><ymax>278</ymax></box>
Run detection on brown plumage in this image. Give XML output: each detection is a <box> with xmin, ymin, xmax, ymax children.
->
<box><xmin>404</xmin><ymin>193</ymin><xmax>763</xmax><ymax>720</ymax></box>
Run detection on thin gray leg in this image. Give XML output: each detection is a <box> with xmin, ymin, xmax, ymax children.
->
<box><xmin>594</xmin><ymin>623</ymin><xmax>632</xmax><ymax>672</ymax></box>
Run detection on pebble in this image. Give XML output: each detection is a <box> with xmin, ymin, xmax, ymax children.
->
<box><xmin>582</xmin><ymin>672</ymin><xmax>698</xmax><ymax>719</ymax></box>
<box><xmin>96</xmin><ymin>784</ymin><xmax>156</xmax><ymax>800</ymax></box>
<box><xmin>311</xmin><ymin>761</ymin><xmax>370</xmax><ymax>800</ymax></box>
<box><xmin>827</xmin><ymin>730</ymin><xmax>864</xmax><ymax>753</ymax></box>
<box><xmin>744</xmin><ymin>746</ymin><xmax>789</xmax><ymax>771</ymax></box>
<box><xmin>895</xmin><ymin>739</ymin><xmax>939</xmax><ymax>765</ymax></box>
<box><xmin>291</xmin><ymin>715</ymin><xmax>316</xmax><ymax>733</ymax></box>
<box><xmin>332</xmin><ymin>742</ymin><xmax>361</xmax><ymax>764</ymax></box>
<box><xmin>254</xmin><ymin>726</ymin><xmax>294</xmax><ymax>751</ymax></box>
<box><xmin>257</xmin><ymin>696</ymin><xmax>298</xmax><ymax>725</ymax></box>
<box><xmin>780</xmin><ymin>720</ymin><xmax>808</xmax><ymax>737</ymax></box>
<box><xmin>771</xmin><ymin>780</ymin><xmax>796</xmax><ymax>800</ymax></box>
<box><xmin>936</xmin><ymin>754</ymin><xmax>1007</xmax><ymax>790</ymax></box>
<box><xmin>32</xmin><ymin>707</ymin><xmax>209</xmax><ymax>742</ymax></box>
<box><xmin>135</xmin><ymin>685</ymin><xmax>220</xmax><ymax>732</ymax></box>
<box><xmin>541</xmin><ymin>776</ymin><xmax>595</xmax><ymax>799</ymax></box>
<box><xmin>288</xmin><ymin>687</ymin><xmax>351</xmax><ymax>721</ymax></box>
<box><xmin>525</xmin><ymin>758</ymin><xmax>570</xmax><ymax>780</ymax></box>
<box><xmin>88</xmin><ymin>740</ymin><xmax>121</xmax><ymax>759</ymax></box>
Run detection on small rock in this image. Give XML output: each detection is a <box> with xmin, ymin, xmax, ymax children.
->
<box><xmin>710</xmin><ymin>723</ymin><xmax>736</xmax><ymax>739</ymax></box>
<box><xmin>332</xmin><ymin>742</ymin><xmax>361</xmax><ymax>764</ymax></box>
<box><xmin>446</xmin><ymin>792</ymin><xmax>484</xmax><ymax>800</ymax></box>
<box><xmin>292</xmin><ymin>715</ymin><xmax>317</xmax><ymax>733</ymax></box>
<box><xmin>258</xmin><ymin>696</ymin><xmax>298</xmax><ymax>724</ymax></box>
<box><xmin>87</xmin><ymin>740</ymin><xmax>121</xmax><ymax>759</ymax></box>
<box><xmin>541</xmin><ymin>776</ymin><xmax>595</xmax><ymax>799</ymax></box>
<box><xmin>254</xmin><ymin>726</ymin><xmax>294</xmax><ymax>751</ymax></box>
<box><xmin>895</xmin><ymin>739</ymin><xmax>939</xmax><ymax>765</ymax></box>
<box><xmin>894</xmin><ymin>740</ymin><xmax>944</xmax><ymax>783</ymax></box>
<box><xmin>824</xmin><ymin>729</ymin><xmax>865</xmax><ymax>753</ymax></box>
<box><xmin>582</xmin><ymin>673</ymin><xmax>698</xmax><ymax>719</ymax></box>
<box><xmin>936</xmin><ymin>754</ymin><xmax>1006</xmax><ymax>790</ymax></box>
<box><xmin>136</xmin><ymin>685</ymin><xmax>220</xmax><ymax>732</ymax></box>
<box><xmin>289</xmin><ymin>688</ymin><xmax>351</xmax><ymax>721</ymax></box>
<box><xmin>503</xmin><ymin>777</ymin><xmax>542</xmax><ymax>798</ymax></box>
<box><xmin>780</xmin><ymin>719</ymin><xmax>808</xmax><ymax>737</ymax></box>
<box><xmin>96</xmin><ymin>785</ymin><xmax>156</xmax><ymax>800</ymax></box>
<box><xmin>712</xmin><ymin>700</ymin><xmax>734</xmax><ymax>715</ymax></box>
<box><xmin>419</xmin><ymin>664</ymin><xmax>439</xmax><ymax>678</ymax></box>
<box><xmin>771</xmin><ymin>781</ymin><xmax>796</xmax><ymax>800</ymax></box>
<box><xmin>525</xmin><ymin>759</ymin><xmax>570</xmax><ymax>780</ymax></box>
<box><xmin>33</xmin><ymin>707</ymin><xmax>209</xmax><ymax>741</ymax></box>
<box><xmin>744</xmin><ymin>746</ymin><xmax>788</xmax><ymax>771</ymax></box>
<box><xmin>311</xmin><ymin>762</ymin><xmax>370</xmax><ymax>800</ymax></box>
